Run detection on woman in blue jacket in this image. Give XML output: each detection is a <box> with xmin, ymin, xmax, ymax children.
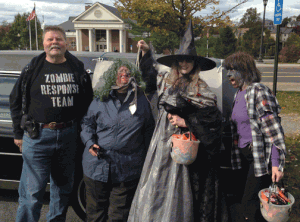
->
<box><xmin>80</xmin><ymin>59</ymin><xmax>155</xmax><ymax>222</ymax></box>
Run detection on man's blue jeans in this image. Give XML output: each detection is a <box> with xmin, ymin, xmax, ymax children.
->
<box><xmin>16</xmin><ymin>124</ymin><xmax>78</xmax><ymax>222</ymax></box>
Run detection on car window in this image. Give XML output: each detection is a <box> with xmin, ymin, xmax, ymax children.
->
<box><xmin>0</xmin><ymin>77</ymin><xmax>17</xmax><ymax>96</ymax></box>
<box><xmin>0</xmin><ymin>76</ymin><xmax>17</xmax><ymax>120</ymax></box>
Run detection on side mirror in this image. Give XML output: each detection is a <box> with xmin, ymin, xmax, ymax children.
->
<box><xmin>86</xmin><ymin>69</ymin><xmax>93</xmax><ymax>75</ymax></box>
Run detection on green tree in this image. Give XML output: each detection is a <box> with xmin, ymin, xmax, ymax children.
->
<box><xmin>115</xmin><ymin>0</ymin><xmax>240</xmax><ymax>36</ymax></box>
<box><xmin>195</xmin><ymin>36</ymin><xmax>218</xmax><ymax>58</ymax></box>
<box><xmin>0</xmin><ymin>21</ymin><xmax>11</xmax><ymax>49</ymax></box>
<box><xmin>292</xmin><ymin>26</ymin><xmax>300</xmax><ymax>35</ymax></box>
<box><xmin>238</xmin><ymin>8</ymin><xmax>264</xmax><ymax>58</ymax></box>
<box><xmin>281</xmin><ymin>17</ymin><xmax>291</xmax><ymax>27</ymax></box>
<box><xmin>241</xmin><ymin>25</ymin><xmax>261</xmax><ymax>58</ymax></box>
<box><xmin>115</xmin><ymin>0</ymin><xmax>248</xmax><ymax>53</ymax></box>
<box><xmin>213</xmin><ymin>26</ymin><xmax>236</xmax><ymax>59</ymax></box>
<box><xmin>195</xmin><ymin>37</ymin><xmax>207</xmax><ymax>57</ymax></box>
<box><xmin>279</xmin><ymin>45</ymin><xmax>300</xmax><ymax>63</ymax></box>
<box><xmin>124</xmin><ymin>19</ymin><xmax>179</xmax><ymax>54</ymax></box>
<box><xmin>286</xmin><ymin>33</ymin><xmax>300</xmax><ymax>48</ymax></box>
<box><xmin>239</xmin><ymin>8</ymin><xmax>261</xmax><ymax>28</ymax></box>
<box><xmin>263</xmin><ymin>29</ymin><xmax>276</xmax><ymax>57</ymax></box>
<box><xmin>5</xmin><ymin>13</ymin><xmax>43</xmax><ymax>50</ymax></box>
<box><xmin>151</xmin><ymin>32</ymin><xmax>179</xmax><ymax>54</ymax></box>
<box><xmin>125</xmin><ymin>19</ymin><xmax>152</xmax><ymax>41</ymax></box>
<box><xmin>236</xmin><ymin>36</ymin><xmax>243</xmax><ymax>51</ymax></box>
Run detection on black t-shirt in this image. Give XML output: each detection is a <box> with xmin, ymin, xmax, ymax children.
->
<box><xmin>28</xmin><ymin>60</ymin><xmax>81</xmax><ymax>123</ymax></box>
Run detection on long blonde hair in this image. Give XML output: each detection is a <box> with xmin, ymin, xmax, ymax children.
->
<box><xmin>166</xmin><ymin>60</ymin><xmax>202</xmax><ymax>94</ymax></box>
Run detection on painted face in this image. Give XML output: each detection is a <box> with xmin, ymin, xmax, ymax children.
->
<box><xmin>116</xmin><ymin>66</ymin><xmax>131</xmax><ymax>87</ymax></box>
<box><xmin>227</xmin><ymin>70</ymin><xmax>244</xmax><ymax>89</ymax></box>
<box><xmin>43</xmin><ymin>31</ymin><xmax>67</xmax><ymax>61</ymax></box>
<box><xmin>228</xmin><ymin>77</ymin><xmax>240</xmax><ymax>89</ymax></box>
<box><xmin>178</xmin><ymin>59</ymin><xmax>194</xmax><ymax>75</ymax></box>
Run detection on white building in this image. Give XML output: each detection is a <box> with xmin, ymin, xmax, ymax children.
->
<box><xmin>270</xmin><ymin>27</ymin><xmax>293</xmax><ymax>44</ymax></box>
<box><xmin>287</xmin><ymin>16</ymin><xmax>300</xmax><ymax>28</ymax></box>
<box><xmin>59</xmin><ymin>2</ymin><xmax>137</xmax><ymax>53</ymax></box>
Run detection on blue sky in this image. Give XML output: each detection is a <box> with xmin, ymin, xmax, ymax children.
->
<box><xmin>0</xmin><ymin>0</ymin><xmax>298</xmax><ymax>26</ymax></box>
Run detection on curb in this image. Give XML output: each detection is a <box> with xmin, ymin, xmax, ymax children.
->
<box><xmin>263</xmin><ymin>82</ymin><xmax>300</xmax><ymax>92</ymax></box>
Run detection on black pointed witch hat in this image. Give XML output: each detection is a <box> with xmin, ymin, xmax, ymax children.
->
<box><xmin>156</xmin><ymin>20</ymin><xmax>216</xmax><ymax>71</ymax></box>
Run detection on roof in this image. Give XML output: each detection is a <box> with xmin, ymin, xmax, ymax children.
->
<box><xmin>58</xmin><ymin>2</ymin><xmax>124</xmax><ymax>32</ymax></box>
<box><xmin>234</xmin><ymin>28</ymin><xmax>249</xmax><ymax>35</ymax></box>
<box><xmin>271</xmin><ymin>27</ymin><xmax>293</xmax><ymax>34</ymax></box>
<box><xmin>99</xmin><ymin>2</ymin><xmax>122</xmax><ymax>20</ymax></box>
<box><xmin>72</xmin><ymin>2</ymin><xmax>123</xmax><ymax>23</ymax></box>
<box><xmin>58</xmin><ymin>17</ymin><xmax>76</xmax><ymax>32</ymax></box>
<box><xmin>287</xmin><ymin>21</ymin><xmax>300</xmax><ymax>28</ymax></box>
<box><xmin>264</xmin><ymin>20</ymin><xmax>274</xmax><ymax>26</ymax></box>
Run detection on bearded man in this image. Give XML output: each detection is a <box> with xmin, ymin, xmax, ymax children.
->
<box><xmin>10</xmin><ymin>25</ymin><xmax>93</xmax><ymax>222</ymax></box>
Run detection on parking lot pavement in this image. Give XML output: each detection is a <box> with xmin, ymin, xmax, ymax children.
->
<box><xmin>0</xmin><ymin>189</ymin><xmax>83</xmax><ymax>222</ymax></box>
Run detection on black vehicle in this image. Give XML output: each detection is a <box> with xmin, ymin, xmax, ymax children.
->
<box><xmin>0</xmin><ymin>71</ymin><xmax>23</xmax><ymax>190</ymax></box>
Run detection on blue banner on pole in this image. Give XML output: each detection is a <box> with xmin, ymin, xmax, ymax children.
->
<box><xmin>274</xmin><ymin>0</ymin><xmax>283</xmax><ymax>25</ymax></box>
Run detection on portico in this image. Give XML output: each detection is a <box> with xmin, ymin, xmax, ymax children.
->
<box><xmin>67</xmin><ymin>2</ymin><xmax>130</xmax><ymax>53</ymax></box>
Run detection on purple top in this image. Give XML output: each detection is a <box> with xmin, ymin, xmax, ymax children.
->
<box><xmin>231</xmin><ymin>89</ymin><xmax>280</xmax><ymax>167</ymax></box>
<box><xmin>231</xmin><ymin>90</ymin><xmax>252</xmax><ymax>148</ymax></box>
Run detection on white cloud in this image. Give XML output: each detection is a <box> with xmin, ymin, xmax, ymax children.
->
<box><xmin>0</xmin><ymin>0</ymin><xmax>298</xmax><ymax>25</ymax></box>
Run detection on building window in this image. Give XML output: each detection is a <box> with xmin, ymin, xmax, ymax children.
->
<box><xmin>71</xmin><ymin>41</ymin><xmax>76</xmax><ymax>47</ymax></box>
<box><xmin>96</xmin><ymin>30</ymin><xmax>106</xmax><ymax>41</ymax></box>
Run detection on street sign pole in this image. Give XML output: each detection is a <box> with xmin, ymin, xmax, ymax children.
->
<box><xmin>273</xmin><ymin>25</ymin><xmax>280</xmax><ymax>96</ymax></box>
<box><xmin>273</xmin><ymin>0</ymin><xmax>283</xmax><ymax>95</ymax></box>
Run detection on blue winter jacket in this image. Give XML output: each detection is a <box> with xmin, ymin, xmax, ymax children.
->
<box><xmin>81</xmin><ymin>87</ymin><xmax>155</xmax><ymax>183</ymax></box>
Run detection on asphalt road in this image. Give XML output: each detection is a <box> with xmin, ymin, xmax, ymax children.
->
<box><xmin>260</xmin><ymin>67</ymin><xmax>300</xmax><ymax>83</ymax></box>
<box><xmin>259</xmin><ymin>64</ymin><xmax>300</xmax><ymax>83</ymax></box>
<box><xmin>1</xmin><ymin>51</ymin><xmax>300</xmax><ymax>85</ymax></box>
<box><xmin>0</xmin><ymin>50</ymin><xmax>140</xmax><ymax>72</ymax></box>
<box><xmin>257</xmin><ymin>63</ymin><xmax>300</xmax><ymax>92</ymax></box>
<box><xmin>0</xmin><ymin>189</ymin><xmax>83</xmax><ymax>222</ymax></box>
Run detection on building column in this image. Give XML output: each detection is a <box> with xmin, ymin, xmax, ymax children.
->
<box><xmin>89</xmin><ymin>29</ymin><xmax>93</xmax><ymax>52</ymax></box>
<box><xmin>123</xmin><ymin>30</ymin><xmax>127</xmax><ymax>53</ymax></box>
<box><xmin>106</xmin><ymin>29</ymin><xmax>111</xmax><ymax>52</ymax></box>
<box><xmin>93</xmin><ymin>29</ymin><xmax>96</xmax><ymax>52</ymax></box>
<box><xmin>119</xmin><ymin>29</ymin><xmax>124</xmax><ymax>53</ymax></box>
<box><xmin>76</xmin><ymin>29</ymin><xmax>82</xmax><ymax>52</ymax></box>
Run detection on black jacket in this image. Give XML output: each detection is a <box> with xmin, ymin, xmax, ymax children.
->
<box><xmin>10</xmin><ymin>50</ymin><xmax>93</xmax><ymax>139</ymax></box>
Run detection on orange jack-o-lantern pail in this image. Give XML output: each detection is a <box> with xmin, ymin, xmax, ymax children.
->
<box><xmin>171</xmin><ymin>132</ymin><xmax>200</xmax><ymax>165</ymax></box>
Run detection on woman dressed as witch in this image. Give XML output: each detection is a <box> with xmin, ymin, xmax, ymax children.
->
<box><xmin>128</xmin><ymin>21</ymin><xmax>225</xmax><ymax>222</ymax></box>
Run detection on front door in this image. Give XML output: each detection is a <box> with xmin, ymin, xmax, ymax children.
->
<box><xmin>96</xmin><ymin>41</ymin><xmax>107</xmax><ymax>52</ymax></box>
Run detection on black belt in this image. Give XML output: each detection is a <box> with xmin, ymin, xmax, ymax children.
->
<box><xmin>41</xmin><ymin>120</ymin><xmax>75</xmax><ymax>130</ymax></box>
